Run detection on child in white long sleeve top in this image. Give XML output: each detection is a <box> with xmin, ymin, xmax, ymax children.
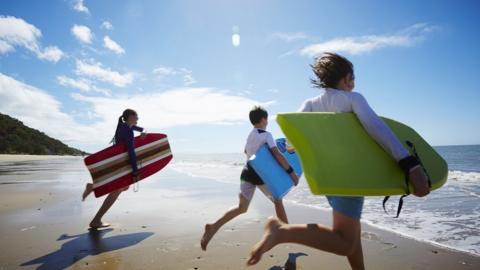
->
<box><xmin>247</xmin><ymin>52</ymin><xmax>430</xmax><ymax>270</ymax></box>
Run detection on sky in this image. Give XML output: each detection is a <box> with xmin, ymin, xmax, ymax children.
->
<box><xmin>1</xmin><ymin>0</ymin><xmax>479</xmax><ymax>153</ymax></box>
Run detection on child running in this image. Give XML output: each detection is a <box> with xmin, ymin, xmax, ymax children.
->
<box><xmin>247</xmin><ymin>53</ymin><xmax>430</xmax><ymax>269</ymax></box>
<box><xmin>82</xmin><ymin>109</ymin><xmax>145</xmax><ymax>229</ymax></box>
<box><xmin>200</xmin><ymin>106</ymin><xmax>300</xmax><ymax>250</ymax></box>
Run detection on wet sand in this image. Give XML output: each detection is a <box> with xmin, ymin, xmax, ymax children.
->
<box><xmin>0</xmin><ymin>156</ymin><xmax>479</xmax><ymax>269</ymax></box>
<box><xmin>0</xmin><ymin>154</ymin><xmax>74</xmax><ymax>162</ymax></box>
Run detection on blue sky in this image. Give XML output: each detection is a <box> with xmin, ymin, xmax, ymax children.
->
<box><xmin>1</xmin><ymin>0</ymin><xmax>479</xmax><ymax>153</ymax></box>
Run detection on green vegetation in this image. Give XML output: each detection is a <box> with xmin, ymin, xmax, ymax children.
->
<box><xmin>0</xmin><ymin>113</ymin><xmax>87</xmax><ymax>156</ymax></box>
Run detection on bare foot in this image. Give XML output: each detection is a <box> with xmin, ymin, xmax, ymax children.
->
<box><xmin>82</xmin><ymin>183</ymin><xmax>93</xmax><ymax>201</ymax></box>
<box><xmin>247</xmin><ymin>216</ymin><xmax>283</xmax><ymax>266</ymax></box>
<box><xmin>200</xmin><ymin>223</ymin><xmax>217</xmax><ymax>251</ymax></box>
<box><xmin>89</xmin><ymin>221</ymin><xmax>111</xmax><ymax>230</ymax></box>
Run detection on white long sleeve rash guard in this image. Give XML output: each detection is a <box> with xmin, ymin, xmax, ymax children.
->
<box><xmin>298</xmin><ymin>88</ymin><xmax>409</xmax><ymax>162</ymax></box>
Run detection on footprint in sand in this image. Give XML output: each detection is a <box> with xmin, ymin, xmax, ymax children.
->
<box><xmin>362</xmin><ymin>231</ymin><xmax>397</xmax><ymax>250</ymax></box>
<box><xmin>361</xmin><ymin>231</ymin><xmax>381</xmax><ymax>241</ymax></box>
<box><xmin>381</xmin><ymin>242</ymin><xmax>397</xmax><ymax>251</ymax></box>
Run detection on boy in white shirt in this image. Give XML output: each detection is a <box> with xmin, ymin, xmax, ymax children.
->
<box><xmin>200</xmin><ymin>106</ymin><xmax>300</xmax><ymax>251</ymax></box>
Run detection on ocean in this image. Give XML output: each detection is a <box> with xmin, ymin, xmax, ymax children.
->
<box><xmin>170</xmin><ymin>145</ymin><xmax>480</xmax><ymax>256</ymax></box>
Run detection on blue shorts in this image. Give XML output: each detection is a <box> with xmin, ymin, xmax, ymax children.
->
<box><xmin>326</xmin><ymin>196</ymin><xmax>364</xmax><ymax>220</ymax></box>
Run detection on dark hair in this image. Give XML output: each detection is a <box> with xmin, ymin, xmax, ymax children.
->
<box><xmin>310</xmin><ymin>52</ymin><xmax>354</xmax><ymax>89</ymax></box>
<box><xmin>249</xmin><ymin>106</ymin><xmax>268</xmax><ymax>125</ymax></box>
<box><xmin>112</xmin><ymin>109</ymin><xmax>137</xmax><ymax>144</ymax></box>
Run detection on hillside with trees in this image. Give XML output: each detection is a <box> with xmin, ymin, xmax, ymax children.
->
<box><xmin>0</xmin><ymin>113</ymin><xmax>87</xmax><ymax>156</ymax></box>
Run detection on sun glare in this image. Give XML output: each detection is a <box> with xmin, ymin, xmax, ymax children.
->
<box><xmin>232</xmin><ymin>34</ymin><xmax>240</xmax><ymax>47</ymax></box>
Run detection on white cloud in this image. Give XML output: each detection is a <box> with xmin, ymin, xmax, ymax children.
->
<box><xmin>271</xmin><ymin>32</ymin><xmax>308</xmax><ymax>42</ymax></box>
<box><xmin>179</xmin><ymin>68</ymin><xmax>197</xmax><ymax>86</ymax></box>
<box><xmin>0</xmin><ymin>16</ymin><xmax>64</xmax><ymax>62</ymax></box>
<box><xmin>152</xmin><ymin>66</ymin><xmax>196</xmax><ymax>86</ymax></box>
<box><xmin>300</xmin><ymin>23</ymin><xmax>438</xmax><ymax>56</ymax></box>
<box><xmin>103</xmin><ymin>36</ymin><xmax>125</xmax><ymax>54</ymax></box>
<box><xmin>152</xmin><ymin>66</ymin><xmax>177</xmax><ymax>77</ymax></box>
<box><xmin>1</xmin><ymin>72</ymin><xmax>272</xmax><ymax>151</ymax></box>
<box><xmin>75</xmin><ymin>59</ymin><xmax>134</xmax><ymax>87</ymax></box>
<box><xmin>183</xmin><ymin>74</ymin><xmax>196</xmax><ymax>86</ymax></box>
<box><xmin>72</xmin><ymin>88</ymin><xmax>275</xmax><ymax>129</ymax></box>
<box><xmin>73</xmin><ymin>0</ymin><xmax>89</xmax><ymax>14</ymax></box>
<box><xmin>0</xmin><ymin>16</ymin><xmax>40</xmax><ymax>53</ymax></box>
<box><xmin>71</xmin><ymin>24</ymin><xmax>93</xmax><ymax>44</ymax></box>
<box><xmin>0</xmin><ymin>73</ymin><xmax>95</xmax><ymax>144</ymax></box>
<box><xmin>56</xmin><ymin>75</ymin><xmax>111</xmax><ymax>95</ymax></box>
<box><xmin>57</xmin><ymin>75</ymin><xmax>90</xmax><ymax>92</ymax></box>
<box><xmin>267</xmin><ymin>88</ymin><xmax>279</xmax><ymax>93</ymax></box>
<box><xmin>101</xmin><ymin>21</ymin><xmax>113</xmax><ymax>30</ymax></box>
<box><xmin>37</xmin><ymin>46</ymin><xmax>64</xmax><ymax>62</ymax></box>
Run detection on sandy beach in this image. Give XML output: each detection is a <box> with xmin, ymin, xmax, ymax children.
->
<box><xmin>0</xmin><ymin>155</ymin><xmax>78</xmax><ymax>162</ymax></box>
<box><xmin>0</xmin><ymin>155</ymin><xmax>479</xmax><ymax>270</ymax></box>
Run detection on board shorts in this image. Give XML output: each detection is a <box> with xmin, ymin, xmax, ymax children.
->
<box><xmin>240</xmin><ymin>163</ymin><xmax>264</xmax><ymax>185</ymax></box>
<box><xmin>326</xmin><ymin>196</ymin><xmax>364</xmax><ymax>220</ymax></box>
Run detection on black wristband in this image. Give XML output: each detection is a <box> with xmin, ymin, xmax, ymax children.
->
<box><xmin>398</xmin><ymin>155</ymin><xmax>420</xmax><ymax>173</ymax></box>
<box><xmin>286</xmin><ymin>166</ymin><xmax>294</xmax><ymax>174</ymax></box>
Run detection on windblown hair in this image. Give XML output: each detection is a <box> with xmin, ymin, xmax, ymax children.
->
<box><xmin>311</xmin><ymin>52</ymin><xmax>354</xmax><ymax>89</ymax></box>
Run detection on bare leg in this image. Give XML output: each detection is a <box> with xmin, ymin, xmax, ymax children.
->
<box><xmin>332</xmin><ymin>211</ymin><xmax>364</xmax><ymax>270</ymax></box>
<box><xmin>273</xmin><ymin>199</ymin><xmax>288</xmax><ymax>224</ymax></box>
<box><xmin>82</xmin><ymin>183</ymin><xmax>93</xmax><ymax>201</ymax></box>
<box><xmin>347</xmin><ymin>236</ymin><xmax>364</xmax><ymax>270</ymax></box>
<box><xmin>89</xmin><ymin>188</ymin><xmax>124</xmax><ymax>228</ymax></box>
<box><xmin>247</xmin><ymin>211</ymin><xmax>363</xmax><ymax>269</ymax></box>
<box><xmin>201</xmin><ymin>194</ymin><xmax>250</xmax><ymax>250</ymax></box>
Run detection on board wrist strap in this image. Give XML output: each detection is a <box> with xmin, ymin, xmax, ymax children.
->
<box><xmin>382</xmin><ymin>141</ymin><xmax>432</xmax><ymax>218</ymax></box>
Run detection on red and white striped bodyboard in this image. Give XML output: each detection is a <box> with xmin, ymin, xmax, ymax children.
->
<box><xmin>84</xmin><ymin>133</ymin><xmax>173</xmax><ymax>197</ymax></box>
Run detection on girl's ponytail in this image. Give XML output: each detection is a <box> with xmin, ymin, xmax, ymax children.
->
<box><xmin>110</xmin><ymin>109</ymin><xmax>137</xmax><ymax>144</ymax></box>
<box><xmin>111</xmin><ymin>115</ymin><xmax>124</xmax><ymax>144</ymax></box>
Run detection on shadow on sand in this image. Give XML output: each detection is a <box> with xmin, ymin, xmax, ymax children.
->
<box><xmin>269</xmin><ymin>252</ymin><xmax>309</xmax><ymax>270</ymax></box>
<box><xmin>21</xmin><ymin>228</ymin><xmax>153</xmax><ymax>270</ymax></box>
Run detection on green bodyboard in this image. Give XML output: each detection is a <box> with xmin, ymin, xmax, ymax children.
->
<box><xmin>276</xmin><ymin>113</ymin><xmax>448</xmax><ymax>196</ymax></box>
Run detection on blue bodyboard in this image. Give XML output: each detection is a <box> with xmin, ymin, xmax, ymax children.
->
<box><xmin>248</xmin><ymin>138</ymin><xmax>302</xmax><ymax>199</ymax></box>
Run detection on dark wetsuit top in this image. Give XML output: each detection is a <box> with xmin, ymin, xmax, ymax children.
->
<box><xmin>115</xmin><ymin>123</ymin><xmax>144</xmax><ymax>172</ymax></box>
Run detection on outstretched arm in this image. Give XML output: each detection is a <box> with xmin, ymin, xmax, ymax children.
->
<box><xmin>132</xmin><ymin>125</ymin><xmax>144</xmax><ymax>132</ymax></box>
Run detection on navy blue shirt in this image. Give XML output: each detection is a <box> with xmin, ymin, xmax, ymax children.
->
<box><xmin>115</xmin><ymin>123</ymin><xmax>144</xmax><ymax>172</ymax></box>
